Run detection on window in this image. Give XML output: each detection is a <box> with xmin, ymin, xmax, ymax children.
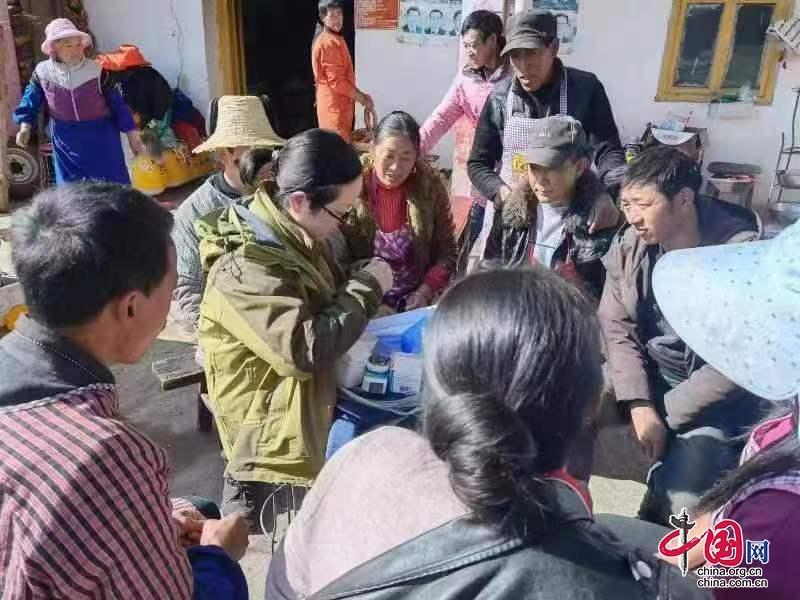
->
<box><xmin>657</xmin><ymin>0</ymin><xmax>791</xmax><ymax>105</ymax></box>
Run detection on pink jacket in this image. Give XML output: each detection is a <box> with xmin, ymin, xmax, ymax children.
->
<box><xmin>420</xmin><ymin>63</ymin><xmax>510</xmax><ymax>156</ymax></box>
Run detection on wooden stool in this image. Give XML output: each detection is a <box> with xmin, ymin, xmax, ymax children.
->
<box><xmin>152</xmin><ymin>351</ymin><xmax>213</xmax><ymax>432</ymax></box>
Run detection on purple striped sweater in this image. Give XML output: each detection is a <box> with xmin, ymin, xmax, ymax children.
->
<box><xmin>0</xmin><ymin>383</ymin><xmax>193</xmax><ymax>599</ymax></box>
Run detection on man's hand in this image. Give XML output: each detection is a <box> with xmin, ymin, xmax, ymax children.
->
<box><xmin>497</xmin><ymin>185</ymin><xmax>512</xmax><ymax>207</ymax></box>
<box><xmin>16</xmin><ymin>123</ymin><xmax>31</xmax><ymax>148</ymax></box>
<box><xmin>200</xmin><ymin>514</ymin><xmax>250</xmax><ymax>561</ymax></box>
<box><xmin>629</xmin><ymin>402</ymin><xmax>667</xmax><ymax>461</ymax></box>
<box><xmin>173</xmin><ymin>508</ymin><xmax>205</xmax><ymax>548</ymax></box>
<box><xmin>588</xmin><ymin>195</ymin><xmax>621</xmax><ymax>234</ymax></box>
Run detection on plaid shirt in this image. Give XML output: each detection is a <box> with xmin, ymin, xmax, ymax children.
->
<box><xmin>0</xmin><ymin>383</ymin><xmax>193</xmax><ymax>599</ymax></box>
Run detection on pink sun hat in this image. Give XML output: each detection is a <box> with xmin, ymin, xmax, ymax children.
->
<box><xmin>41</xmin><ymin>18</ymin><xmax>92</xmax><ymax>56</ymax></box>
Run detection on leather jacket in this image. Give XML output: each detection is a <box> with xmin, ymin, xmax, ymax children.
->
<box><xmin>266</xmin><ymin>478</ymin><xmax>707</xmax><ymax>600</ymax></box>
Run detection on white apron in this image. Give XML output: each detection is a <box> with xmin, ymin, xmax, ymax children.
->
<box><xmin>470</xmin><ymin>72</ymin><xmax>569</xmax><ymax>265</ymax></box>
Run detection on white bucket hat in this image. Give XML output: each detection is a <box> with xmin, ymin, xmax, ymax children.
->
<box><xmin>193</xmin><ymin>95</ymin><xmax>285</xmax><ymax>154</ymax></box>
<box><xmin>41</xmin><ymin>18</ymin><xmax>92</xmax><ymax>56</ymax></box>
<box><xmin>652</xmin><ymin>222</ymin><xmax>800</xmax><ymax>402</ymax></box>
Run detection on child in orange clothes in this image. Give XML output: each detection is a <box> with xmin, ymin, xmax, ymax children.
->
<box><xmin>312</xmin><ymin>1</ymin><xmax>374</xmax><ymax>142</ymax></box>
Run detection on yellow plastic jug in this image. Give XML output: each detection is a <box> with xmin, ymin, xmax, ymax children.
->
<box><xmin>163</xmin><ymin>147</ymin><xmax>193</xmax><ymax>188</ymax></box>
<box><xmin>131</xmin><ymin>155</ymin><xmax>168</xmax><ymax>196</ymax></box>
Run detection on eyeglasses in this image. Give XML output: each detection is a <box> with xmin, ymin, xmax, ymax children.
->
<box><xmin>322</xmin><ymin>205</ymin><xmax>355</xmax><ymax>224</ymax></box>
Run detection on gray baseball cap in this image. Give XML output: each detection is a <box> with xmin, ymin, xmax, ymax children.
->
<box><xmin>501</xmin><ymin>10</ymin><xmax>558</xmax><ymax>57</ymax></box>
<box><xmin>525</xmin><ymin>115</ymin><xmax>587</xmax><ymax>168</ymax></box>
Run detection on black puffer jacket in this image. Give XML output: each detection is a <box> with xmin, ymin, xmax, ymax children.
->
<box><xmin>484</xmin><ymin>171</ymin><xmax>617</xmax><ymax>300</ymax></box>
<box><xmin>266</xmin><ymin>478</ymin><xmax>708</xmax><ymax>600</ymax></box>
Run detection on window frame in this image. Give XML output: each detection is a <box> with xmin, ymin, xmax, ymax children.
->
<box><xmin>656</xmin><ymin>0</ymin><xmax>792</xmax><ymax>105</ymax></box>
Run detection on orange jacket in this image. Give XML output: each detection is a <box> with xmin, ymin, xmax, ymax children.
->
<box><xmin>312</xmin><ymin>30</ymin><xmax>356</xmax><ymax>140</ymax></box>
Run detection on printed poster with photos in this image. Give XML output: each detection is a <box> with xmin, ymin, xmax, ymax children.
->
<box><xmin>397</xmin><ymin>0</ymin><xmax>463</xmax><ymax>46</ymax></box>
<box><xmin>531</xmin><ymin>0</ymin><xmax>579</xmax><ymax>54</ymax></box>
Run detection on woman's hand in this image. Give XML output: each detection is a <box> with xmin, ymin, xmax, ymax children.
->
<box><xmin>126</xmin><ymin>130</ymin><xmax>145</xmax><ymax>155</ymax></box>
<box><xmin>375</xmin><ymin>304</ymin><xmax>396</xmax><ymax>318</ymax></box>
<box><xmin>405</xmin><ymin>284</ymin><xmax>433</xmax><ymax>310</ymax></box>
<box><xmin>361</xmin><ymin>258</ymin><xmax>394</xmax><ymax>295</ymax></box>
<box><xmin>588</xmin><ymin>194</ymin><xmax>621</xmax><ymax>234</ymax></box>
<box><xmin>16</xmin><ymin>123</ymin><xmax>32</xmax><ymax>148</ymax></box>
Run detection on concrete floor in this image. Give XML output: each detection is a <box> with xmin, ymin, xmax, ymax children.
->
<box><xmin>1</xmin><ymin>189</ymin><xmax>650</xmax><ymax>600</ymax></box>
<box><xmin>112</xmin><ymin>335</ymin><xmax>274</xmax><ymax>599</ymax></box>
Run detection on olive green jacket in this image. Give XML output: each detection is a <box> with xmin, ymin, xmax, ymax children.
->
<box><xmin>196</xmin><ymin>187</ymin><xmax>383</xmax><ymax>485</ymax></box>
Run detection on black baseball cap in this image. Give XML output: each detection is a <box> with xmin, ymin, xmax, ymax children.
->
<box><xmin>501</xmin><ymin>10</ymin><xmax>558</xmax><ymax>57</ymax></box>
<box><xmin>525</xmin><ymin>116</ymin><xmax>587</xmax><ymax>168</ymax></box>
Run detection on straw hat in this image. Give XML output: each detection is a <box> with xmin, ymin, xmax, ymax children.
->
<box><xmin>193</xmin><ymin>96</ymin><xmax>285</xmax><ymax>154</ymax></box>
<box><xmin>41</xmin><ymin>18</ymin><xmax>92</xmax><ymax>55</ymax></box>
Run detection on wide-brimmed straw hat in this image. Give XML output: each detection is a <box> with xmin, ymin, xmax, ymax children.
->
<box><xmin>653</xmin><ymin>222</ymin><xmax>800</xmax><ymax>402</ymax></box>
<box><xmin>193</xmin><ymin>95</ymin><xmax>285</xmax><ymax>154</ymax></box>
<box><xmin>41</xmin><ymin>18</ymin><xmax>92</xmax><ymax>56</ymax></box>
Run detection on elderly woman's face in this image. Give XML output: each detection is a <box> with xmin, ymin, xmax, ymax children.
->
<box><xmin>54</xmin><ymin>37</ymin><xmax>86</xmax><ymax>65</ymax></box>
<box><xmin>373</xmin><ymin>135</ymin><xmax>418</xmax><ymax>189</ymax></box>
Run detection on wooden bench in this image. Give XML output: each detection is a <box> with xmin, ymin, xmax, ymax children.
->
<box><xmin>151</xmin><ymin>351</ymin><xmax>213</xmax><ymax>432</ymax></box>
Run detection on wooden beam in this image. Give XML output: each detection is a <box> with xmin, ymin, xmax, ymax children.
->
<box><xmin>217</xmin><ymin>0</ymin><xmax>246</xmax><ymax>95</ymax></box>
<box><xmin>0</xmin><ymin>25</ymin><xmax>9</xmax><ymax>214</ymax></box>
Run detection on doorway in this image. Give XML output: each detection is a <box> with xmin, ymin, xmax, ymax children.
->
<box><xmin>227</xmin><ymin>0</ymin><xmax>356</xmax><ymax>140</ymax></box>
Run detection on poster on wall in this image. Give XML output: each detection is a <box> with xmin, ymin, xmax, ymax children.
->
<box><xmin>356</xmin><ymin>0</ymin><xmax>399</xmax><ymax>29</ymax></box>
<box><xmin>531</xmin><ymin>0</ymin><xmax>579</xmax><ymax>54</ymax></box>
<box><xmin>397</xmin><ymin>0</ymin><xmax>463</xmax><ymax>46</ymax></box>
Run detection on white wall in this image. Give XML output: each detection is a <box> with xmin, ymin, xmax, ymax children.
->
<box><xmin>571</xmin><ymin>0</ymin><xmax>800</xmax><ymax>206</ymax></box>
<box><xmin>355</xmin><ymin>31</ymin><xmax>460</xmax><ymax>165</ymax></box>
<box><xmin>357</xmin><ymin>0</ymin><xmax>800</xmax><ymax>205</ymax></box>
<box><xmin>83</xmin><ymin>0</ymin><xmax>212</xmax><ymax>117</ymax></box>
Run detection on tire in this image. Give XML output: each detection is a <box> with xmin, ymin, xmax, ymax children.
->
<box><xmin>7</xmin><ymin>145</ymin><xmax>41</xmax><ymax>198</ymax></box>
